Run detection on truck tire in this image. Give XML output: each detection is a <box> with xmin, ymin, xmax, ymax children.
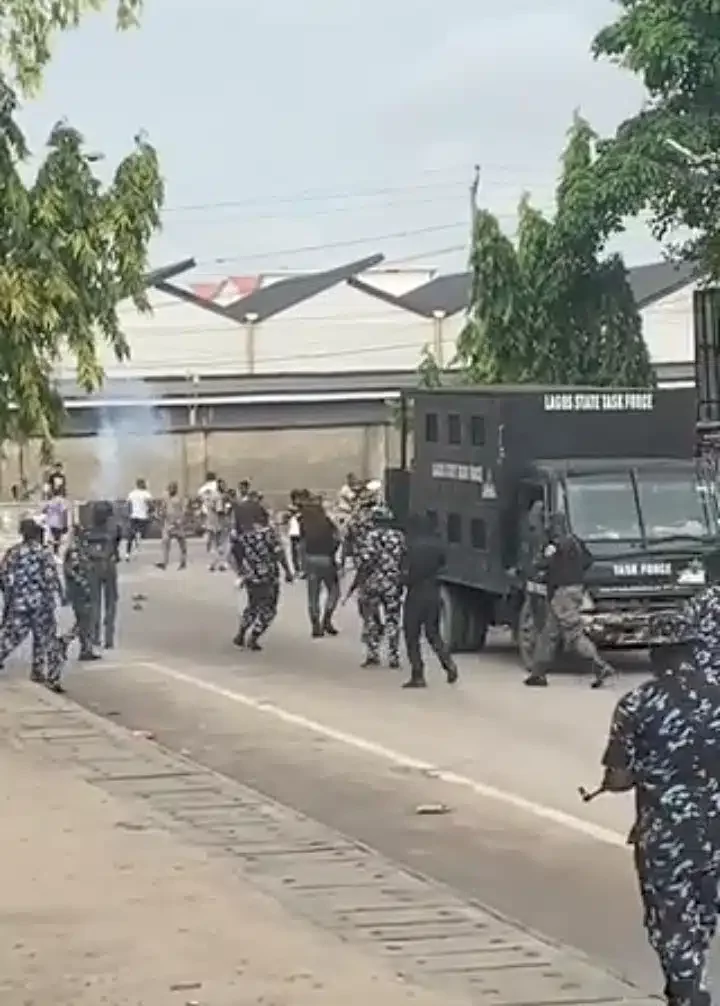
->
<box><xmin>517</xmin><ymin>594</ymin><xmax>545</xmax><ymax>670</ymax></box>
<box><xmin>463</xmin><ymin>601</ymin><xmax>489</xmax><ymax>652</ymax></box>
<box><xmin>439</xmin><ymin>584</ymin><xmax>466</xmax><ymax>652</ymax></box>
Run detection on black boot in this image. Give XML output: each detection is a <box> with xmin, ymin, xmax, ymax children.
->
<box><xmin>247</xmin><ymin>635</ymin><xmax>262</xmax><ymax>651</ymax></box>
<box><xmin>79</xmin><ymin>651</ymin><xmax>101</xmax><ymax>662</ymax></box>
<box><xmin>524</xmin><ymin>672</ymin><xmax>548</xmax><ymax>687</ymax></box>
<box><xmin>233</xmin><ymin>630</ymin><xmax>245</xmax><ymax>648</ymax></box>
<box><xmin>361</xmin><ymin>655</ymin><xmax>380</xmax><ymax>667</ymax></box>
<box><xmin>402</xmin><ymin>676</ymin><xmax>426</xmax><ymax>689</ymax></box>
<box><xmin>311</xmin><ymin>621</ymin><xmax>324</xmax><ymax>638</ymax></box>
<box><xmin>322</xmin><ymin>617</ymin><xmax>338</xmax><ymax>636</ymax></box>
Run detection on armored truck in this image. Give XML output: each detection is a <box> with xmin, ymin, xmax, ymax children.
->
<box><xmin>387</xmin><ymin>385</ymin><xmax>720</xmax><ymax>666</ymax></box>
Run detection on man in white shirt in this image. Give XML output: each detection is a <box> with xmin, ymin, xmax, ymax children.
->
<box><xmin>126</xmin><ymin>477</ymin><xmax>153</xmax><ymax>559</ymax></box>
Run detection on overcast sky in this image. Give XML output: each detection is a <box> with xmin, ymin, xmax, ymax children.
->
<box><xmin>18</xmin><ymin>0</ymin><xmax>656</xmax><ymax>279</ymax></box>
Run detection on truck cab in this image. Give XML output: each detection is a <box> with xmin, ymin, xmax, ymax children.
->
<box><xmin>512</xmin><ymin>457</ymin><xmax>718</xmax><ymax>666</ymax></box>
<box><xmin>388</xmin><ymin>385</ymin><xmax>720</xmax><ymax>667</ymax></box>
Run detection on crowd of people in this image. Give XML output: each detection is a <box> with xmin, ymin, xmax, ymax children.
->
<box><xmin>2</xmin><ymin>462</ymin><xmax>720</xmax><ymax>1001</ymax></box>
<box><xmin>0</xmin><ymin>467</ymin><xmax>460</xmax><ymax>692</ymax></box>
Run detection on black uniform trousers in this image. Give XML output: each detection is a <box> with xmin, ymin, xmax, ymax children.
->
<box><xmin>403</xmin><ymin>581</ymin><xmax>455</xmax><ymax>681</ymax></box>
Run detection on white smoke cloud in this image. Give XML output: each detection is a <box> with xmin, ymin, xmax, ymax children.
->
<box><xmin>90</xmin><ymin>380</ymin><xmax>170</xmax><ymax>499</ymax></box>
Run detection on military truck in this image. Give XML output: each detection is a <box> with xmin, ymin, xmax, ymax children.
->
<box><xmin>387</xmin><ymin>385</ymin><xmax>720</xmax><ymax>666</ymax></box>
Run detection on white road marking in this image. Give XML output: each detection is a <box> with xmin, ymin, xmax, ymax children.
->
<box><xmin>136</xmin><ymin>658</ymin><xmax>627</xmax><ymax>849</ymax></box>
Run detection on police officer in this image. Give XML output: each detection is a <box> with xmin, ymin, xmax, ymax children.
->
<box><xmin>0</xmin><ymin>518</ymin><xmax>65</xmax><ymax>689</ymax></box>
<box><xmin>62</xmin><ymin>524</ymin><xmax>100</xmax><ymax>661</ymax></box>
<box><xmin>85</xmin><ymin>501</ymin><xmax>122</xmax><ymax>650</ymax></box>
<box><xmin>401</xmin><ymin>513</ymin><xmax>457</xmax><ymax>688</ymax></box>
<box><xmin>525</xmin><ymin>512</ymin><xmax>614</xmax><ymax>689</ymax></box>
<box><xmin>353</xmin><ymin>505</ymin><xmax>405</xmax><ymax>668</ymax></box>
<box><xmin>600</xmin><ymin>608</ymin><xmax>720</xmax><ymax>1006</ymax></box>
<box><xmin>682</xmin><ymin>549</ymin><xmax>720</xmax><ymax>681</ymax></box>
<box><xmin>231</xmin><ymin>502</ymin><xmax>292</xmax><ymax>650</ymax></box>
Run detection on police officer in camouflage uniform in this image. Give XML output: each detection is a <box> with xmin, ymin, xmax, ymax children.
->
<box><xmin>601</xmin><ymin>608</ymin><xmax>720</xmax><ymax>1006</ymax></box>
<box><xmin>62</xmin><ymin>524</ymin><xmax>100</xmax><ymax>661</ymax></box>
<box><xmin>0</xmin><ymin>518</ymin><xmax>65</xmax><ymax>689</ymax></box>
<box><xmin>353</xmin><ymin>505</ymin><xmax>405</xmax><ymax>668</ymax></box>
<box><xmin>231</xmin><ymin>502</ymin><xmax>292</xmax><ymax>651</ymax></box>
<box><xmin>525</xmin><ymin>511</ymin><xmax>614</xmax><ymax>689</ymax></box>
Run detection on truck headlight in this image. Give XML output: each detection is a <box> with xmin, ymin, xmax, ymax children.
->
<box><xmin>581</xmin><ymin>591</ymin><xmax>595</xmax><ymax>612</ymax></box>
<box><xmin>677</xmin><ymin>563</ymin><xmax>706</xmax><ymax>586</ymax></box>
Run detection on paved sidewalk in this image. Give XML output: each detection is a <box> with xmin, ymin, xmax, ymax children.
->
<box><xmin>0</xmin><ymin>680</ymin><xmax>657</xmax><ymax>1006</ymax></box>
<box><xmin>0</xmin><ymin>695</ymin><xmax>466</xmax><ymax>1005</ymax></box>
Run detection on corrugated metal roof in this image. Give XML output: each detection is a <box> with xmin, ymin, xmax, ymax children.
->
<box><xmin>156</xmin><ymin>254</ymin><xmax>383</xmax><ymax>323</ymax></box>
<box><xmin>349</xmin><ymin>261</ymin><xmax>700</xmax><ymax>317</ymax></box>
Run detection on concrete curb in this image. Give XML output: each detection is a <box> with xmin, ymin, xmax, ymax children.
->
<box><xmin>0</xmin><ymin>679</ymin><xmax>661</xmax><ymax>1006</ymax></box>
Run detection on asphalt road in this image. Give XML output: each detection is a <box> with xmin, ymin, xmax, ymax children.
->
<box><xmin>12</xmin><ymin>541</ymin><xmax>718</xmax><ymax>998</ymax></box>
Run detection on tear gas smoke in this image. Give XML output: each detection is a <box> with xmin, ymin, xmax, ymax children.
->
<box><xmin>90</xmin><ymin>381</ymin><xmax>169</xmax><ymax>499</ymax></box>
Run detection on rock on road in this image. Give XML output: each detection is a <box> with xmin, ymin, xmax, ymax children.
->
<box><xmin>10</xmin><ymin>541</ymin><xmax>720</xmax><ymax>997</ymax></box>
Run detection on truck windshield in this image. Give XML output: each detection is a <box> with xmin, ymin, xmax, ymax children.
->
<box><xmin>564</xmin><ymin>474</ymin><xmax>641</xmax><ymax>541</ymax></box>
<box><xmin>634</xmin><ymin>471</ymin><xmax>717</xmax><ymax>540</ymax></box>
<box><xmin>564</xmin><ymin>470</ymin><xmax>719</xmax><ymax>542</ymax></box>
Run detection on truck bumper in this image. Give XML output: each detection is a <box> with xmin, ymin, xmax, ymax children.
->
<box><xmin>582</xmin><ymin>610</ymin><xmax>664</xmax><ymax>648</ymax></box>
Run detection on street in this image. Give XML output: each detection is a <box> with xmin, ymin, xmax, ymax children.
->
<box><xmin>7</xmin><ymin>540</ymin><xmax>708</xmax><ymax>998</ymax></box>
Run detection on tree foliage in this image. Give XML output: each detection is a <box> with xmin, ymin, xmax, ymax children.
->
<box><xmin>593</xmin><ymin>0</ymin><xmax>720</xmax><ymax>278</ymax></box>
<box><xmin>1</xmin><ymin>0</ymin><xmax>143</xmax><ymax>94</ymax></box>
<box><xmin>0</xmin><ymin>0</ymin><xmax>163</xmax><ymax>444</ymax></box>
<box><xmin>453</xmin><ymin>116</ymin><xmax>654</xmax><ymax>387</ymax></box>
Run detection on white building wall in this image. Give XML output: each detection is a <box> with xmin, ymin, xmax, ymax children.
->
<box><xmin>639</xmin><ymin>281</ymin><xmax>697</xmax><ymax>364</ymax></box>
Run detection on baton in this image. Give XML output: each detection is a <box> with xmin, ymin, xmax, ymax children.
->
<box><xmin>578</xmin><ymin>784</ymin><xmax>605</xmax><ymax>803</ymax></box>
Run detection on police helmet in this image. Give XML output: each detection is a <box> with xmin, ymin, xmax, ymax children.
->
<box><xmin>647</xmin><ymin>610</ymin><xmax>698</xmax><ymax>647</ymax></box>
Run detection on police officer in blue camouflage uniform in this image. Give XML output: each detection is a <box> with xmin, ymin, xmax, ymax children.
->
<box><xmin>231</xmin><ymin>502</ymin><xmax>293</xmax><ymax>650</ymax></box>
<box><xmin>600</xmin><ymin>608</ymin><xmax>720</xmax><ymax>1006</ymax></box>
<box><xmin>0</xmin><ymin>518</ymin><xmax>65</xmax><ymax>690</ymax></box>
<box><xmin>353</xmin><ymin>505</ymin><xmax>405</xmax><ymax>668</ymax></box>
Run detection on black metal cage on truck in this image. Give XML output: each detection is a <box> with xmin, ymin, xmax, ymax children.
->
<box><xmin>387</xmin><ymin>385</ymin><xmax>720</xmax><ymax>667</ymax></box>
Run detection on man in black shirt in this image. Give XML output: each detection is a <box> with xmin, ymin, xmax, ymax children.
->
<box><xmin>299</xmin><ymin>495</ymin><xmax>340</xmax><ymax>637</ymax></box>
<box><xmin>401</xmin><ymin>514</ymin><xmax>458</xmax><ymax>689</ymax></box>
<box><xmin>525</xmin><ymin>512</ymin><xmax>614</xmax><ymax>689</ymax></box>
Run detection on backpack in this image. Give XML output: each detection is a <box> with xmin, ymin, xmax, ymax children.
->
<box><xmin>84</xmin><ymin>527</ymin><xmax>116</xmax><ymax>575</ymax></box>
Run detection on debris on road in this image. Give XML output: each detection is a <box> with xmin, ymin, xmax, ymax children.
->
<box><xmin>414</xmin><ymin>803</ymin><xmax>451</xmax><ymax>816</ymax></box>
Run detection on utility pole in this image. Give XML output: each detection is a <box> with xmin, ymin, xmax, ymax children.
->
<box><xmin>469</xmin><ymin>164</ymin><xmax>480</xmax><ymax>230</ymax></box>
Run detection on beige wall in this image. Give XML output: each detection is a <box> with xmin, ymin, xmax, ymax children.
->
<box><xmin>0</xmin><ymin>424</ymin><xmax>401</xmax><ymax>506</ymax></box>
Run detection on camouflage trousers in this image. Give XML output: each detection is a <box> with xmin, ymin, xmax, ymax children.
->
<box><xmin>0</xmin><ymin>603</ymin><xmax>64</xmax><ymax>685</ymax></box>
<box><xmin>238</xmin><ymin>580</ymin><xmax>279</xmax><ymax>642</ymax></box>
<box><xmin>635</xmin><ymin>841</ymin><xmax>720</xmax><ymax>1006</ymax></box>
<box><xmin>360</xmin><ymin>585</ymin><xmax>403</xmax><ymax>663</ymax></box>
<box><xmin>532</xmin><ymin>584</ymin><xmax>613</xmax><ymax>677</ymax></box>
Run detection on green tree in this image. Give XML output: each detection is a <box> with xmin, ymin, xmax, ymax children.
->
<box><xmin>592</xmin><ymin>0</ymin><xmax>720</xmax><ymax>279</ymax></box>
<box><xmin>0</xmin><ymin>0</ymin><xmax>163</xmax><ymax>444</ymax></box>
<box><xmin>2</xmin><ymin>0</ymin><xmax>143</xmax><ymax>94</ymax></box>
<box><xmin>455</xmin><ymin>115</ymin><xmax>654</xmax><ymax>387</ymax></box>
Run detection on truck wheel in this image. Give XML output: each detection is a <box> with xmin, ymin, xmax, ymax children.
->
<box><xmin>464</xmin><ymin>602</ymin><xmax>489</xmax><ymax>652</ymax></box>
<box><xmin>517</xmin><ymin>594</ymin><xmax>544</xmax><ymax>670</ymax></box>
<box><xmin>439</xmin><ymin>584</ymin><xmax>466</xmax><ymax>652</ymax></box>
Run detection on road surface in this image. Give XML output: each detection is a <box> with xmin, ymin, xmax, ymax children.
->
<box><xmin>8</xmin><ymin>541</ymin><xmax>713</xmax><ymax>998</ymax></box>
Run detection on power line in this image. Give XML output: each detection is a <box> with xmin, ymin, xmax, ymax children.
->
<box><xmin>114</xmin><ymin>310</ymin><xmax>440</xmax><ymax>329</ymax></box>
<box><xmin>161</xmin><ymin>189</ymin><xmax>468</xmax><ymax>226</ymax></box>
<box><xmin>161</xmin><ymin>167</ymin><xmax>560</xmax><ymax>216</ymax></box>
<box><xmin>197</xmin><ymin>222</ymin><xmax>468</xmax><ymax>266</ymax></box>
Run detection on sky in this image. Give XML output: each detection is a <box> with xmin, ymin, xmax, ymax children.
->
<box><xmin>18</xmin><ymin>0</ymin><xmax>657</xmax><ymax>282</ymax></box>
